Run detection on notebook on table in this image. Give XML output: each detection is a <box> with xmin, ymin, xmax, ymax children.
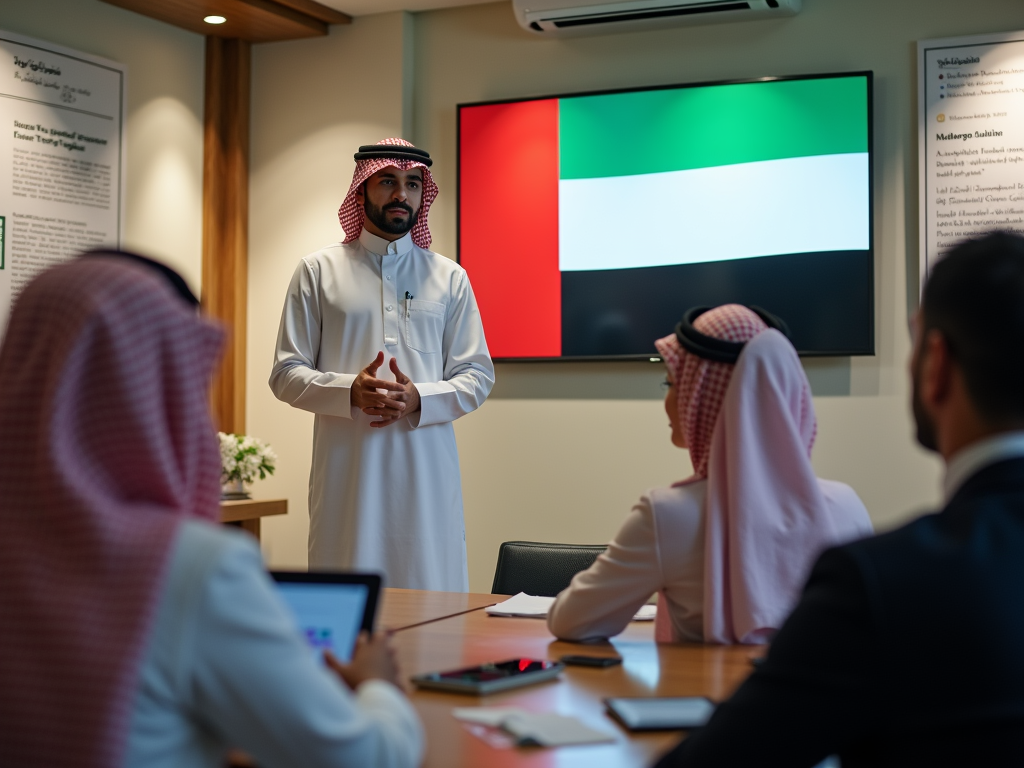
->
<box><xmin>270</xmin><ymin>571</ymin><xmax>381</xmax><ymax>662</ymax></box>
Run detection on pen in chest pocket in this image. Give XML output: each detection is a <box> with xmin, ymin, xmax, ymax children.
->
<box><xmin>405</xmin><ymin>290</ymin><xmax>413</xmax><ymax>318</ymax></box>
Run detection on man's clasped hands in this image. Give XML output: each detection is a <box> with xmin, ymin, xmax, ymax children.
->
<box><xmin>351</xmin><ymin>351</ymin><xmax>421</xmax><ymax>428</ymax></box>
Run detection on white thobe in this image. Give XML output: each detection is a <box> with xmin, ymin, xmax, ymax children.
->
<box><xmin>125</xmin><ymin>519</ymin><xmax>423</xmax><ymax>768</ymax></box>
<box><xmin>270</xmin><ymin>230</ymin><xmax>493</xmax><ymax>591</ymax></box>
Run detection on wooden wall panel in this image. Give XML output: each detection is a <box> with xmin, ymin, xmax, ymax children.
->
<box><xmin>202</xmin><ymin>37</ymin><xmax>250</xmax><ymax>434</ymax></box>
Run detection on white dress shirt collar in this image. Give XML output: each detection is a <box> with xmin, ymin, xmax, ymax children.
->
<box><xmin>359</xmin><ymin>229</ymin><xmax>414</xmax><ymax>257</ymax></box>
<box><xmin>943</xmin><ymin>430</ymin><xmax>1024</xmax><ymax>502</ymax></box>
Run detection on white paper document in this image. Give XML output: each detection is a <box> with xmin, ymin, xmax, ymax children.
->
<box><xmin>633</xmin><ymin>604</ymin><xmax>657</xmax><ymax>621</ymax></box>
<box><xmin>0</xmin><ymin>29</ymin><xmax>126</xmax><ymax>339</ymax></box>
<box><xmin>918</xmin><ymin>29</ymin><xmax>1024</xmax><ymax>281</ymax></box>
<box><xmin>485</xmin><ymin>593</ymin><xmax>555</xmax><ymax>618</ymax></box>
<box><xmin>453</xmin><ymin>707</ymin><xmax>616</xmax><ymax>747</ymax></box>
<box><xmin>486</xmin><ymin>592</ymin><xmax>656</xmax><ymax>621</ymax></box>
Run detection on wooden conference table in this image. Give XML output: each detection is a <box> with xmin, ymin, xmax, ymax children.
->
<box><xmin>378</xmin><ymin>589</ymin><xmax>762</xmax><ymax>768</ymax></box>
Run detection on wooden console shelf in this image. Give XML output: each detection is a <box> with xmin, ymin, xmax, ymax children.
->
<box><xmin>220</xmin><ymin>498</ymin><xmax>287</xmax><ymax>540</ymax></box>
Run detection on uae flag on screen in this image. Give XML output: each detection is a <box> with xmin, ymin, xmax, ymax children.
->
<box><xmin>459</xmin><ymin>77</ymin><xmax>869</xmax><ymax>358</ymax></box>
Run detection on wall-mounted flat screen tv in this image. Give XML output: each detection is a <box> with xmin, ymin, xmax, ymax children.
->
<box><xmin>458</xmin><ymin>71</ymin><xmax>874</xmax><ymax>360</ymax></box>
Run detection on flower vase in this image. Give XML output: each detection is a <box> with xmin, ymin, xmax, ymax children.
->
<box><xmin>221</xmin><ymin>478</ymin><xmax>251</xmax><ymax>500</ymax></box>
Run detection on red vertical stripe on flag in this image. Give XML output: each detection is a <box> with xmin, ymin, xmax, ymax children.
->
<box><xmin>459</xmin><ymin>99</ymin><xmax>560</xmax><ymax>358</ymax></box>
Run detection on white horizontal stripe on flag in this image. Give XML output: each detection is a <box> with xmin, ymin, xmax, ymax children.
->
<box><xmin>558</xmin><ymin>153</ymin><xmax>869</xmax><ymax>272</ymax></box>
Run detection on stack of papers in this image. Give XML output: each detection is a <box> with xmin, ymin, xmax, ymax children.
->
<box><xmin>453</xmin><ymin>707</ymin><xmax>616</xmax><ymax>747</ymax></box>
<box><xmin>485</xmin><ymin>592</ymin><xmax>657</xmax><ymax>621</ymax></box>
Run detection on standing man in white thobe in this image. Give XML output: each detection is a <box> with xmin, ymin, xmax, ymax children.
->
<box><xmin>269</xmin><ymin>138</ymin><xmax>494</xmax><ymax>591</ymax></box>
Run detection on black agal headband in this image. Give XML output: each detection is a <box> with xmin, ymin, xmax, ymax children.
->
<box><xmin>353</xmin><ymin>144</ymin><xmax>433</xmax><ymax>167</ymax></box>
<box><xmin>675</xmin><ymin>306</ymin><xmax>790</xmax><ymax>364</ymax></box>
<box><xmin>83</xmin><ymin>250</ymin><xmax>199</xmax><ymax>308</ymax></box>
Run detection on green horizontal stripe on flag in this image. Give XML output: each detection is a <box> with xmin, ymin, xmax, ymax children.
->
<box><xmin>559</xmin><ymin>76</ymin><xmax>868</xmax><ymax>180</ymax></box>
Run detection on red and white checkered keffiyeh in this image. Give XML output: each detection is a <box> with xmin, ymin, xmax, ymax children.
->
<box><xmin>655</xmin><ymin>304</ymin><xmax>768</xmax><ymax>479</ymax></box>
<box><xmin>338</xmin><ymin>137</ymin><xmax>438</xmax><ymax>249</ymax></box>
<box><xmin>0</xmin><ymin>254</ymin><xmax>224</xmax><ymax>767</ymax></box>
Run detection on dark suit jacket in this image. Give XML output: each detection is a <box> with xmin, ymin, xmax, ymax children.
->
<box><xmin>655</xmin><ymin>457</ymin><xmax>1024</xmax><ymax>768</ymax></box>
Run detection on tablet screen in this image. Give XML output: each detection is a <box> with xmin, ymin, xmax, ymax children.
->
<box><xmin>274</xmin><ymin>581</ymin><xmax>370</xmax><ymax>663</ymax></box>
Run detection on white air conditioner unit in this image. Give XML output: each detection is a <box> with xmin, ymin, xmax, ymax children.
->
<box><xmin>513</xmin><ymin>0</ymin><xmax>801</xmax><ymax>36</ymax></box>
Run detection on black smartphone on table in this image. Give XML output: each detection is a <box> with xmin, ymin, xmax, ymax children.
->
<box><xmin>560</xmin><ymin>654</ymin><xmax>623</xmax><ymax>667</ymax></box>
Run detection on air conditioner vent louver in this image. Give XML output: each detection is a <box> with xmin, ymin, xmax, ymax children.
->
<box><xmin>553</xmin><ymin>2</ymin><xmax>750</xmax><ymax>28</ymax></box>
<box><xmin>514</xmin><ymin>0</ymin><xmax>800</xmax><ymax>36</ymax></box>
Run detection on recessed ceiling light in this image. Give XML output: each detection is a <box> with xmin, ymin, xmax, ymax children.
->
<box><xmin>204</xmin><ymin>15</ymin><xmax>227</xmax><ymax>24</ymax></box>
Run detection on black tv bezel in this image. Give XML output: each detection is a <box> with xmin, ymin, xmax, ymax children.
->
<box><xmin>269</xmin><ymin>571</ymin><xmax>381</xmax><ymax>634</ymax></box>
<box><xmin>456</xmin><ymin>70</ymin><xmax>875</xmax><ymax>362</ymax></box>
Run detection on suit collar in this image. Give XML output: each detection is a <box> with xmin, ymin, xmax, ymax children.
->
<box><xmin>943</xmin><ymin>431</ymin><xmax>1024</xmax><ymax>502</ymax></box>
<box><xmin>946</xmin><ymin>455</ymin><xmax>1024</xmax><ymax>510</ymax></box>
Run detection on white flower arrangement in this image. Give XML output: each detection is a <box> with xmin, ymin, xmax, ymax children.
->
<box><xmin>218</xmin><ymin>432</ymin><xmax>277</xmax><ymax>486</ymax></box>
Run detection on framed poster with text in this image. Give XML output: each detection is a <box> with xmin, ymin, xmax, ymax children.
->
<box><xmin>0</xmin><ymin>29</ymin><xmax>125</xmax><ymax>339</ymax></box>
<box><xmin>919</xmin><ymin>30</ymin><xmax>1024</xmax><ymax>287</ymax></box>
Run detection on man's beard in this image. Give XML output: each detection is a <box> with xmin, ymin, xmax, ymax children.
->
<box><xmin>911</xmin><ymin>353</ymin><xmax>939</xmax><ymax>452</ymax></box>
<box><xmin>364</xmin><ymin>198</ymin><xmax>419</xmax><ymax>236</ymax></box>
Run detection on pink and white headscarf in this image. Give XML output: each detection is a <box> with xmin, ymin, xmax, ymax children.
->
<box><xmin>655</xmin><ymin>306</ymin><xmax>867</xmax><ymax>644</ymax></box>
<box><xmin>338</xmin><ymin>137</ymin><xmax>439</xmax><ymax>249</ymax></box>
<box><xmin>0</xmin><ymin>255</ymin><xmax>224</xmax><ymax>767</ymax></box>
<box><xmin>700</xmin><ymin>328</ymin><xmax>828</xmax><ymax>644</ymax></box>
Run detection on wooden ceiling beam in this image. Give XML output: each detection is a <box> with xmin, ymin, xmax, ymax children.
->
<box><xmin>266</xmin><ymin>0</ymin><xmax>351</xmax><ymax>25</ymax></box>
<box><xmin>236</xmin><ymin>0</ymin><xmax>327</xmax><ymax>36</ymax></box>
<box><xmin>98</xmin><ymin>0</ymin><xmax>350</xmax><ymax>42</ymax></box>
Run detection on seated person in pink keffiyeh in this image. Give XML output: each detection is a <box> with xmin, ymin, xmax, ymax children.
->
<box><xmin>548</xmin><ymin>304</ymin><xmax>873</xmax><ymax>645</ymax></box>
<box><xmin>0</xmin><ymin>253</ymin><xmax>423</xmax><ymax>768</ymax></box>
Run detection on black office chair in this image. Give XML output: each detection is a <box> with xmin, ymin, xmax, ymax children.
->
<box><xmin>490</xmin><ymin>540</ymin><xmax>607</xmax><ymax>597</ymax></box>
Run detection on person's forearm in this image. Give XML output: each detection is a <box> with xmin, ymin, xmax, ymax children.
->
<box><xmin>548</xmin><ymin>565</ymin><xmax>651</xmax><ymax>641</ymax></box>
<box><xmin>548</xmin><ymin>502</ymin><xmax>664</xmax><ymax>641</ymax></box>
<box><xmin>268</xmin><ymin>362</ymin><xmax>356</xmax><ymax>418</ymax></box>
<box><xmin>412</xmin><ymin>365</ymin><xmax>494</xmax><ymax>427</ymax></box>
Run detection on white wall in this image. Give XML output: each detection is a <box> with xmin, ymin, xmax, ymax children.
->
<box><xmin>3</xmin><ymin>0</ymin><xmax>205</xmax><ymax>293</ymax></box>
<box><xmin>248</xmin><ymin>0</ymin><xmax>1024</xmax><ymax>592</ymax></box>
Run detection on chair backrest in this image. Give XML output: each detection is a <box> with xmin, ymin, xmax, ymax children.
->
<box><xmin>490</xmin><ymin>540</ymin><xmax>607</xmax><ymax>597</ymax></box>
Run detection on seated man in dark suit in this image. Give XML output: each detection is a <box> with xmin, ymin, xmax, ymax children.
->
<box><xmin>654</xmin><ymin>231</ymin><xmax>1024</xmax><ymax>768</ymax></box>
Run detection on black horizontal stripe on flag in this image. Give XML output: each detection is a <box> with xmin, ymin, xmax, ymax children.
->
<box><xmin>560</xmin><ymin>250</ymin><xmax>872</xmax><ymax>358</ymax></box>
